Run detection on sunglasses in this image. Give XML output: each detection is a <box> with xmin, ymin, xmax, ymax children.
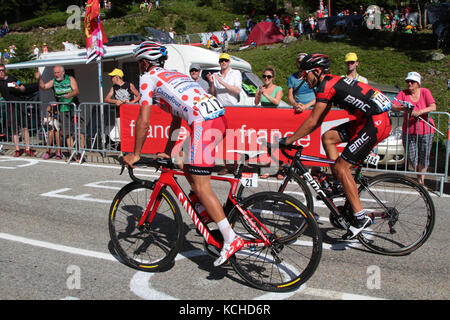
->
<box><xmin>405</xmin><ymin>80</ymin><xmax>417</xmax><ymax>84</ymax></box>
<box><xmin>0</xmin><ymin>69</ymin><xmax>5</xmax><ymax>72</ymax></box>
<box><xmin>262</xmin><ymin>74</ymin><xmax>273</xmax><ymax>79</ymax></box>
<box><xmin>219</xmin><ymin>59</ymin><xmax>230</xmax><ymax>63</ymax></box>
<box><xmin>301</xmin><ymin>69</ymin><xmax>314</xmax><ymax>78</ymax></box>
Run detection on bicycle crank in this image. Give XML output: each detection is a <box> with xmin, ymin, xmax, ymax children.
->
<box><xmin>269</xmin><ymin>235</ymin><xmax>284</xmax><ymax>264</ymax></box>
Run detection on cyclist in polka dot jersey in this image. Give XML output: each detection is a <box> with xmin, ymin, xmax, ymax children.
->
<box><xmin>123</xmin><ymin>42</ymin><xmax>243</xmax><ymax>266</ymax></box>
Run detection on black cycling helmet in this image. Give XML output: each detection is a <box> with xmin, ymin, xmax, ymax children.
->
<box><xmin>300</xmin><ymin>53</ymin><xmax>331</xmax><ymax>71</ymax></box>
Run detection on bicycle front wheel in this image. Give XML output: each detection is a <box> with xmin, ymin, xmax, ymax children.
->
<box><xmin>109</xmin><ymin>182</ymin><xmax>184</xmax><ymax>271</ymax></box>
<box><xmin>228</xmin><ymin>192</ymin><xmax>322</xmax><ymax>292</ymax></box>
<box><xmin>350</xmin><ymin>173</ymin><xmax>435</xmax><ymax>256</ymax></box>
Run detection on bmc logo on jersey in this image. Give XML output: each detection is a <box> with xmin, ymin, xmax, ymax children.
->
<box><xmin>349</xmin><ymin>133</ymin><xmax>369</xmax><ymax>153</ymax></box>
<box><xmin>343</xmin><ymin>94</ymin><xmax>370</xmax><ymax>113</ymax></box>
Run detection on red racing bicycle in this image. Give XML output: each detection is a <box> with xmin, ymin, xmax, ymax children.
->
<box><xmin>108</xmin><ymin>156</ymin><xmax>322</xmax><ymax>292</ymax></box>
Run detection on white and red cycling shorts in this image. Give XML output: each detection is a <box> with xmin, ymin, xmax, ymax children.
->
<box><xmin>184</xmin><ymin>115</ymin><xmax>228</xmax><ymax>175</ymax></box>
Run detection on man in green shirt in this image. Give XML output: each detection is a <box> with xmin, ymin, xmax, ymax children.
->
<box><xmin>36</xmin><ymin>65</ymin><xmax>85</xmax><ymax>161</ymax></box>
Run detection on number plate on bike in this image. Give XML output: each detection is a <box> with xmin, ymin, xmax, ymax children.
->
<box><xmin>365</xmin><ymin>151</ymin><xmax>380</xmax><ymax>166</ymax></box>
<box><xmin>240</xmin><ymin>172</ymin><xmax>258</xmax><ymax>188</ymax></box>
<box><xmin>370</xmin><ymin>90</ymin><xmax>392</xmax><ymax>112</ymax></box>
<box><xmin>195</xmin><ymin>95</ymin><xmax>225</xmax><ymax>120</ymax></box>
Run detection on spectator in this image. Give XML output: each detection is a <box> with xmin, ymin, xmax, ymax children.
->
<box><xmin>307</xmin><ymin>14</ymin><xmax>316</xmax><ymax>39</ymax></box>
<box><xmin>0</xmin><ymin>64</ymin><xmax>35</xmax><ymax>157</ymax></box>
<box><xmin>105</xmin><ymin>68</ymin><xmax>140</xmax><ymax>108</ymax></box>
<box><xmin>206</xmin><ymin>52</ymin><xmax>242</xmax><ymax>175</ymax></box>
<box><xmin>2</xmin><ymin>49</ymin><xmax>9</xmax><ymax>63</ymax></box>
<box><xmin>43</xmin><ymin>43</ymin><xmax>48</xmax><ymax>54</ymax></box>
<box><xmin>294</xmin><ymin>11</ymin><xmax>302</xmax><ymax>36</ymax></box>
<box><xmin>282</xmin><ymin>13</ymin><xmax>293</xmax><ymax>36</ymax></box>
<box><xmin>343</xmin><ymin>52</ymin><xmax>368</xmax><ymax>84</ymax></box>
<box><xmin>255</xmin><ymin>66</ymin><xmax>283</xmax><ymax>107</ymax></box>
<box><xmin>168</xmin><ymin>27</ymin><xmax>176</xmax><ymax>40</ymax></box>
<box><xmin>245</xmin><ymin>15</ymin><xmax>253</xmax><ymax>36</ymax></box>
<box><xmin>256</xmin><ymin>66</ymin><xmax>284</xmax><ymax>179</ymax></box>
<box><xmin>147</xmin><ymin>0</ymin><xmax>153</xmax><ymax>13</ymax></box>
<box><xmin>42</xmin><ymin>103</ymin><xmax>62</xmax><ymax>160</ymax></box>
<box><xmin>206</xmin><ymin>52</ymin><xmax>241</xmax><ymax>107</ymax></box>
<box><xmin>392</xmin><ymin>72</ymin><xmax>437</xmax><ymax>186</ymax></box>
<box><xmin>233</xmin><ymin>17</ymin><xmax>240</xmax><ymax>42</ymax></box>
<box><xmin>189</xmin><ymin>64</ymin><xmax>209</xmax><ymax>92</ymax></box>
<box><xmin>287</xmin><ymin>53</ymin><xmax>316</xmax><ymax>113</ymax></box>
<box><xmin>273</xmin><ymin>14</ymin><xmax>281</xmax><ymax>30</ymax></box>
<box><xmin>33</xmin><ymin>44</ymin><xmax>39</xmax><ymax>58</ymax></box>
<box><xmin>36</xmin><ymin>65</ymin><xmax>85</xmax><ymax>162</ymax></box>
<box><xmin>221</xmin><ymin>24</ymin><xmax>230</xmax><ymax>52</ymax></box>
<box><xmin>155</xmin><ymin>0</ymin><xmax>159</xmax><ymax>9</ymax></box>
<box><xmin>139</xmin><ymin>1</ymin><xmax>146</xmax><ymax>12</ymax></box>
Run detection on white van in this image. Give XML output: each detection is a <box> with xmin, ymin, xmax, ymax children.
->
<box><xmin>6</xmin><ymin>44</ymin><xmax>278</xmax><ymax>107</ymax></box>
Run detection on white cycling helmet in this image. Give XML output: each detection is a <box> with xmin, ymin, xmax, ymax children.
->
<box><xmin>133</xmin><ymin>41</ymin><xmax>168</xmax><ymax>67</ymax></box>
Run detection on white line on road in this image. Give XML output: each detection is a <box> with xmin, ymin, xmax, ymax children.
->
<box><xmin>0</xmin><ymin>232</ymin><xmax>386</xmax><ymax>300</ymax></box>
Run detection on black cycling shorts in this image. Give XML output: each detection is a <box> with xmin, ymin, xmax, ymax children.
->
<box><xmin>333</xmin><ymin>112</ymin><xmax>392</xmax><ymax>165</ymax></box>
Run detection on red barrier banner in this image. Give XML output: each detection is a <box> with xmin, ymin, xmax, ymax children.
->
<box><xmin>120</xmin><ymin>105</ymin><xmax>355</xmax><ymax>166</ymax></box>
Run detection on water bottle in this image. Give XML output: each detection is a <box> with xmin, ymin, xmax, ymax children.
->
<box><xmin>317</xmin><ymin>169</ymin><xmax>331</xmax><ymax>190</ymax></box>
<box><xmin>188</xmin><ymin>191</ymin><xmax>212</xmax><ymax>224</ymax></box>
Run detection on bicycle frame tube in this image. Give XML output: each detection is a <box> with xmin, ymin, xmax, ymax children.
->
<box><xmin>292</xmin><ymin>157</ymin><xmax>342</xmax><ymax>214</ymax></box>
<box><xmin>137</xmin><ymin>167</ymin><xmax>270</xmax><ymax>250</ymax></box>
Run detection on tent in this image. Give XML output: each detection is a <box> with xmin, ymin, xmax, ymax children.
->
<box><xmin>245</xmin><ymin>21</ymin><xmax>285</xmax><ymax>46</ymax></box>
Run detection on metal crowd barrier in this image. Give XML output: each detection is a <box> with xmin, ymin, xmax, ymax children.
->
<box><xmin>1</xmin><ymin>101</ymin><xmax>449</xmax><ymax>195</ymax></box>
<box><xmin>0</xmin><ymin>100</ymin><xmax>80</xmax><ymax>161</ymax></box>
<box><xmin>77</xmin><ymin>102</ymin><xmax>122</xmax><ymax>158</ymax></box>
<box><xmin>362</xmin><ymin>111</ymin><xmax>449</xmax><ymax>196</ymax></box>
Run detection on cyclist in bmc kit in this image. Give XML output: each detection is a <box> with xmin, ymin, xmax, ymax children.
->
<box><xmin>283</xmin><ymin>54</ymin><xmax>392</xmax><ymax>239</ymax></box>
<box><xmin>123</xmin><ymin>41</ymin><xmax>244</xmax><ymax>266</ymax></box>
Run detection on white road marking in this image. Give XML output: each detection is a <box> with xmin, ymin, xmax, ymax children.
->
<box><xmin>0</xmin><ymin>232</ymin><xmax>386</xmax><ymax>300</ymax></box>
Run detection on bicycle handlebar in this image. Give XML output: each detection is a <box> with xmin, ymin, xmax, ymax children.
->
<box><xmin>264</xmin><ymin>139</ymin><xmax>303</xmax><ymax>161</ymax></box>
<box><xmin>119</xmin><ymin>156</ymin><xmax>176</xmax><ymax>185</ymax></box>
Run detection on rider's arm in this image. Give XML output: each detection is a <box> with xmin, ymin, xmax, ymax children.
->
<box><xmin>163</xmin><ymin>115</ymin><xmax>182</xmax><ymax>155</ymax></box>
<box><xmin>285</xmin><ymin>101</ymin><xmax>331</xmax><ymax>145</ymax></box>
<box><xmin>132</xmin><ymin>103</ymin><xmax>152</xmax><ymax>156</ymax></box>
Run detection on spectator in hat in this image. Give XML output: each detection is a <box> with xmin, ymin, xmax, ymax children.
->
<box><xmin>105</xmin><ymin>68</ymin><xmax>140</xmax><ymax>108</ymax></box>
<box><xmin>189</xmin><ymin>64</ymin><xmax>209</xmax><ymax>92</ymax></box>
<box><xmin>206</xmin><ymin>52</ymin><xmax>241</xmax><ymax>107</ymax></box>
<box><xmin>343</xmin><ymin>52</ymin><xmax>368</xmax><ymax>84</ymax></box>
<box><xmin>392</xmin><ymin>71</ymin><xmax>437</xmax><ymax>186</ymax></box>
<box><xmin>206</xmin><ymin>52</ymin><xmax>242</xmax><ymax>175</ymax></box>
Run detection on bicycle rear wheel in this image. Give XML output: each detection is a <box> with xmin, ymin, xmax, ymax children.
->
<box><xmin>109</xmin><ymin>182</ymin><xmax>184</xmax><ymax>271</ymax></box>
<box><xmin>349</xmin><ymin>173</ymin><xmax>435</xmax><ymax>256</ymax></box>
<box><xmin>228</xmin><ymin>192</ymin><xmax>322</xmax><ymax>292</ymax></box>
<box><xmin>237</xmin><ymin>172</ymin><xmax>314</xmax><ymax>212</ymax></box>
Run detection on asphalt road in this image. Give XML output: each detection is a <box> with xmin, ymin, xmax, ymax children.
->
<box><xmin>0</xmin><ymin>156</ymin><xmax>449</xmax><ymax>303</ymax></box>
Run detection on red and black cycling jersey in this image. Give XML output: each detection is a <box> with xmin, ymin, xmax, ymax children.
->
<box><xmin>315</xmin><ymin>75</ymin><xmax>391</xmax><ymax>116</ymax></box>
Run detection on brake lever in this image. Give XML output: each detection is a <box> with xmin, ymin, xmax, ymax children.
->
<box><xmin>118</xmin><ymin>156</ymin><xmax>125</xmax><ymax>175</ymax></box>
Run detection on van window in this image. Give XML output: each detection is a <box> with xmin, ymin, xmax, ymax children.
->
<box><xmin>242</xmin><ymin>71</ymin><xmax>261</xmax><ymax>97</ymax></box>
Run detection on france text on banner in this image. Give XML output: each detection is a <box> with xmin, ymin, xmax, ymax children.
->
<box><xmin>120</xmin><ymin>105</ymin><xmax>355</xmax><ymax>166</ymax></box>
